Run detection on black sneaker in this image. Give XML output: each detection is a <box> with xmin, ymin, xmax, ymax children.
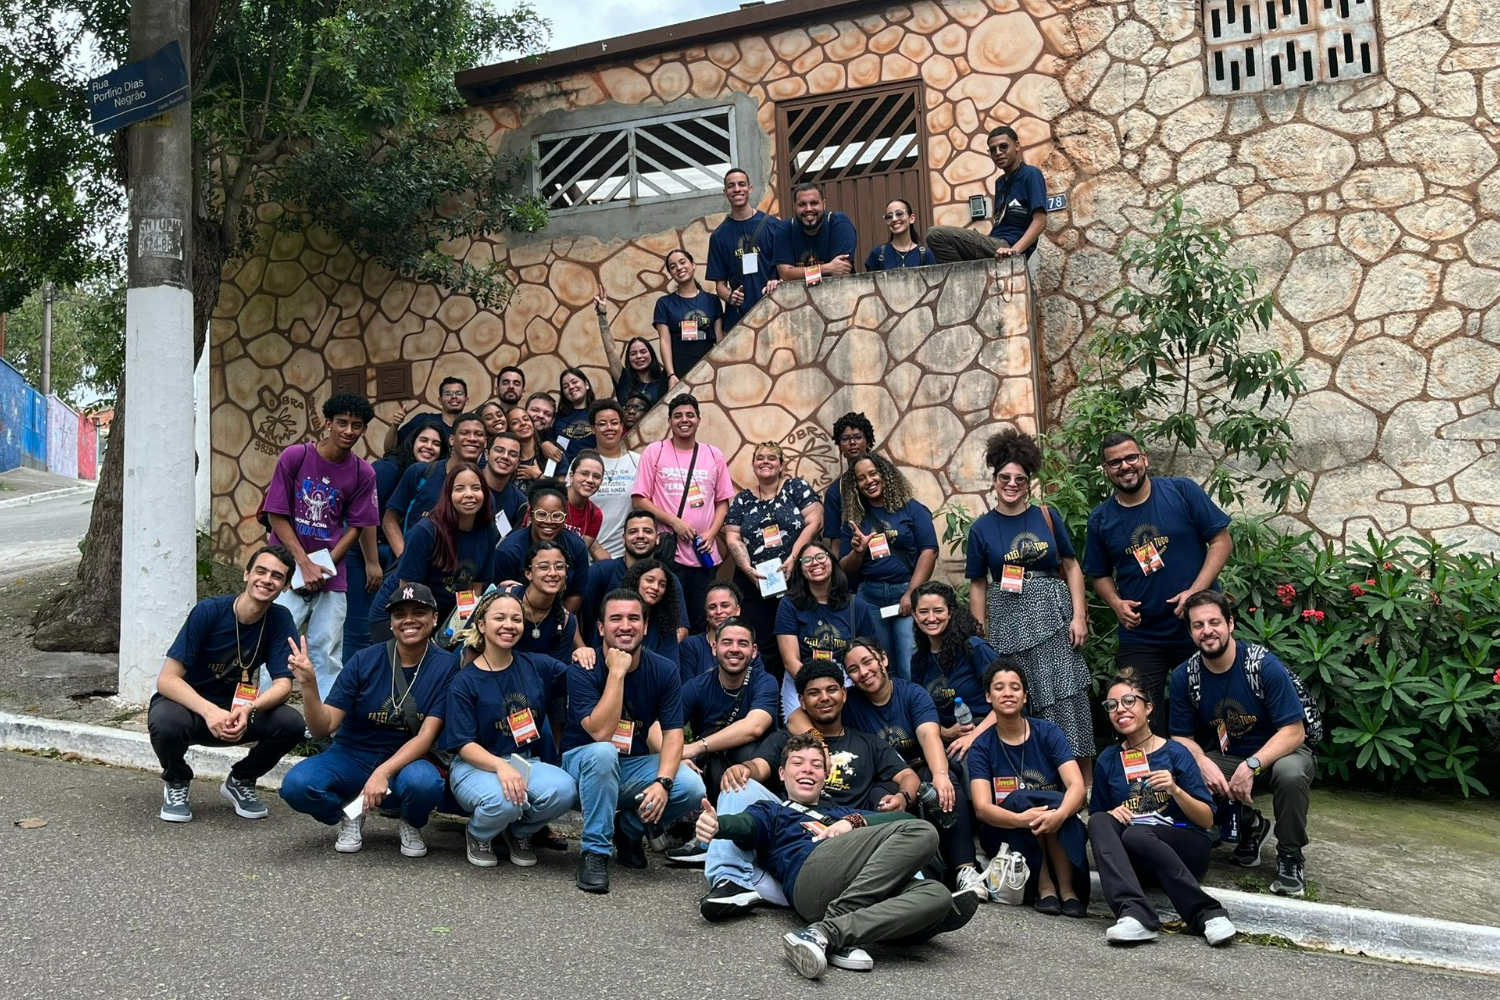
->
<box><xmin>936</xmin><ymin>888</ymin><xmax>981</xmax><ymax>934</ymax></box>
<box><xmin>1232</xmin><ymin>809</ymin><xmax>1272</xmax><ymax>868</ymax></box>
<box><xmin>699</xmin><ymin>878</ymin><xmax>762</xmax><ymax>922</ymax></box>
<box><xmin>1270</xmin><ymin>851</ymin><xmax>1306</xmax><ymax>897</ymax></box>
<box><xmin>665</xmin><ymin>841</ymin><xmax>709</xmax><ymax>867</ymax></box>
<box><xmin>576</xmin><ymin>851</ymin><xmax>610</xmax><ymax>894</ymax></box>
<box><xmin>613</xmin><ymin>828</ymin><xmax>648</xmax><ymax>869</ymax></box>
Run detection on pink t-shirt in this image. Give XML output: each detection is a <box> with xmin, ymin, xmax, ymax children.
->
<box><xmin>632</xmin><ymin>439</ymin><xmax>736</xmax><ymax>566</ymax></box>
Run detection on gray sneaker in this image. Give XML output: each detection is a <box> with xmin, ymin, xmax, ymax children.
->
<box><xmin>160</xmin><ymin>782</ymin><xmax>192</xmax><ymax>823</ymax></box>
<box><xmin>503</xmin><ymin>829</ymin><xmax>537</xmax><ymax>867</ymax></box>
<box><xmin>465</xmin><ymin>830</ymin><xmax>498</xmax><ymax>868</ymax></box>
<box><xmin>219</xmin><ymin>776</ymin><xmax>268</xmax><ymax>819</ymax></box>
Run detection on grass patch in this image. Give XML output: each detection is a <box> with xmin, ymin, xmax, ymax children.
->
<box><xmin>1239</xmin><ymin>931</ymin><xmax>1300</xmax><ymax>950</ymax></box>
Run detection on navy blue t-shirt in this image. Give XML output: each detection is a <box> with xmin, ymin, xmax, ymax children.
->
<box><xmin>551</xmin><ymin>408</ymin><xmax>596</xmax><ymax>465</ymax></box>
<box><xmin>371</xmin><ymin>457</ymin><xmax>404</xmax><ymax>548</ymax></box>
<box><xmin>440</xmin><ymin>653</ymin><xmax>572</xmax><ymax>758</ymax></box>
<box><xmin>644</xmin><ymin>624</ymin><xmax>682</xmax><ymax>672</ymax></box>
<box><xmin>740</xmin><ymin>798</ymin><xmax>877</xmax><ymax>896</ymax></box>
<box><xmin>966</xmin><ymin>505</ymin><xmax>1076</xmax><ymax>581</ymax></box>
<box><xmin>325</xmin><ymin>642</ymin><xmax>458</xmax><ymax>758</ymax></box>
<box><xmin>614</xmin><ymin>369</ymin><xmax>667</xmax><ymax>409</ymax></box>
<box><xmin>822</xmin><ymin>480</ymin><xmax>843</xmax><ymax>538</ymax></box>
<box><xmin>561</xmin><ymin>647</ymin><xmax>684</xmax><ymax>756</ymax></box>
<box><xmin>1169</xmin><ymin>644</ymin><xmax>1306</xmax><ymax>759</ymax></box>
<box><xmin>1091</xmin><ymin>739</ymin><xmax>1214</xmax><ymax>834</ymax></box>
<box><xmin>580</xmin><ymin>557</ymin><xmax>688</xmax><ymax>638</ymax></box>
<box><xmin>753</xmin><ymin>728</ymin><xmax>908</xmax><ymax>806</ymax></box>
<box><xmin>967</xmin><ymin>718</ymin><xmax>1074</xmax><ymax>807</ymax></box>
<box><xmin>165</xmin><ymin>595</ymin><xmax>297</xmax><ymax>706</ymax></box>
<box><xmin>369</xmin><ymin>517</ymin><xmax>496</xmax><ymax>624</ymax></box>
<box><xmin>911</xmin><ymin>635</ymin><xmax>999</xmax><ymax>726</ymax></box>
<box><xmin>839</xmin><ymin>498</ymin><xmax>937</xmax><ymax>586</ymax></box>
<box><xmin>706</xmin><ymin>211</ymin><xmax>779</xmax><ymax>330</ymax></box>
<box><xmin>841</xmin><ymin>679</ymin><xmax>940</xmax><ymax>766</ymax></box>
<box><xmin>487</xmin><ymin>479</ymin><xmax>528</xmax><ymax>535</ymax></box>
<box><xmin>864</xmin><ymin>242</ymin><xmax>937</xmax><ymax>271</ymax></box>
<box><xmin>491</xmin><ymin>527</ymin><xmax>590</xmax><ymax>601</ymax></box>
<box><xmin>395</xmin><ymin>412</ymin><xmax>452</xmax><ymax>449</ymax></box>
<box><xmin>653</xmin><ymin>290</ymin><xmax>723</xmax><ymax>378</ymax></box>
<box><xmin>385</xmin><ymin>460</ymin><xmax>448</xmax><ymax>533</ymax></box>
<box><xmin>772</xmin><ymin>212</ymin><xmax>858</xmax><ymax>271</ymax></box>
<box><xmin>774</xmin><ymin>595</ymin><xmax>880</xmax><ymax>667</ymax></box>
<box><xmin>1083</xmin><ymin>477</ymin><xmax>1231</xmax><ymax>646</ymax></box>
<box><xmin>990</xmin><ymin>163</ymin><xmax>1048</xmax><ymax>252</ymax></box>
<box><xmin>681</xmin><ymin>667</ymin><xmax>779</xmax><ymax>738</ymax></box>
<box><xmin>502</xmin><ymin>584</ymin><xmax>578</xmax><ymax>662</ymax></box>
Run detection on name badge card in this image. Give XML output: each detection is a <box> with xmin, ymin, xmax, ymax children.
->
<box><xmin>801</xmin><ymin>819</ymin><xmax>829</xmax><ymax>837</ymax></box>
<box><xmin>741</xmin><ymin>251</ymin><xmax>759</xmax><ymax>276</ymax></box>
<box><xmin>1000</xmin><ymin>563</ymin><xmax>1025</xmax><ymax>594</ymax></box>
<box><xmin>879</xmin><ymin>604</ymin><xmax>902</xmax><ymax>620</ymax></box>
<box><xmin>812</xmin><ymin>648</ymin><xmax>834</xmax><ymax>662</ymax></box>
<box><xmin>805</xmin><ymin>261</ymin><xmax>822</xmax><ymax>286</ymax></box>
<box><xmin>494</xmin><ymin>510</ymin><xmax>513</xmax><ymax>537</ymax></box>
<box><xmin>760</xmin><ymin>523</ymin><xmax>783</xmax><ymax>549</ymax></box>
<box><xmin>455</xmin><ymin>589</ymin><xmax>478</xmax><ymax>620</ymax></box>
<box><xmin>1132</xmin><ymin>540</ymin><xmax>1164</xmax><ymax>575</ymax></box>
<box><xmin>992</xmin><ymin>776</ymin><xmax>1019</xmax><ymax>802</ymax></box>
<box><xmin>612</xmin><ymin>719</ymin><xmax>636</xmax><ymax>753</ymax></box>
<box><xmin>1121</xmin><ymin>747</ymin><xmax>1150</xmax><ymax>782</ymax></box>
<box><xmin>867</xmin><ymin>532</ymin><xmax>891</xmax><ymax>560</ymax></box>
<box><xmin>1215</xmin><ymin>719</ymin><xmax>1231</xmax><ymax>753</ymax></box>
<box><xmin>232</xmin><ymin>682</ymin><xmax>258</xmax><ymax>712</ymax></box>
<box><xmin>508</xmin><ymin>707</ymin><xmax>540</xmax><ymax>745</ymax></box>
<box><xmin>687</xmin><ymin>482</ymin><xmax>706</xmax><ymax>508</ymax></box>
<box><xmin>680</xmin><ymin>318</ymin><xmax>703</xmax><ymax>341</ymax></box>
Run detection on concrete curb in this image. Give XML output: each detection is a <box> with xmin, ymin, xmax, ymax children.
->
<box><xmin>0</xmin><ymin>484</ymin><xmax>96</xmax><ymax>509</ymax></box>
<box><xmin>4</xmin><ymin>709</ymin><xmax>1497</xmax><ymax>974</ymax></box>
<box><xmin>1086</xmin><ymin>871</ymin><xmax>1500</xmax><ymax>976</ymax></box>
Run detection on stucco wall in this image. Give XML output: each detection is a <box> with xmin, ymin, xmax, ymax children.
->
<box><xmin>209</xmin><ymin>0</ymin><xmax>1500</xmax><ymax>558</ymax></box>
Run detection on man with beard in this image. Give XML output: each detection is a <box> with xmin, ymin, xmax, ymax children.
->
<box><xmin>706</xmin><ymin>168</ymin><xmax>781</xmax><ymax>330</ymax></box>
<box><xmin>1083</xmin><ymin>432</ymin><xmax>1232</xmax><ymax>731</ymax></box>
<box><xmin>773</xmin><ymin>183</ymin><xmax>858</xmax><ymax>283</ymax></box>
<box><xmin>495</xmin><ymin>365</ymin><xmax>526</xmax><ymax>408</ymax></box>
<box><xmin>581</xmin><ymin>509</ymin><xmax>689</xmax><ymax>637</ymax></box>
<box><xmin>696</xmin><ymin>661</ymin><xmax>917</xmax><ymax>921</ymax></box>
<box><xmin>695</xmin><ymin>731</ymin><xmax>977</xmax><ymax>979</ymax></box>
<box><xmin>562</xmin><ymin>590</ymin><xmax>706</xmax><ymax>893</ymax></box>
<box><xmin>676</xmin><ymin>582</ymin><xmax>766</xmax><ymax>683</ymax></box>
<box><xmin>383</xmin><ymin>412</ymin><xmax>489</xmax><ymax>559</ymax></box>
<box><xmin>1171</xmin><ymin>591</ymin><xmax>1315</xmax><ymax>898</ymax></box>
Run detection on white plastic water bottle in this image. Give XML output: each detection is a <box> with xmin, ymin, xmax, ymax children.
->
<box><xmin>954</xmin><ymin>697</ymin><xmax>973</xmax><ymax>727</ymax></box>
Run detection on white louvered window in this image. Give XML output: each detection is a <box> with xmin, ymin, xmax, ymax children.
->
<box><xmin>533</xmin><ymin>107</ymin><xmax>737</xmax><ymax>212</ymax></box>
<box><xmin>1203</xmin><ymin>0</ymin><xmax>1380</xmax><ymax>95</ymax></box>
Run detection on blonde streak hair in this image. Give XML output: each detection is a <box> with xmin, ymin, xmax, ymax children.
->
<box><xmin>461</xmin><ymin>591</ymin><xmax>521</xmax><ymax>652</ymax></box>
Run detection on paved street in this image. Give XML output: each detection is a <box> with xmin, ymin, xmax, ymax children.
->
<box><xmin>0</xmin><ymin>752</ymin><xmax>1493</xmax><ymax>999</ymax></box>
<box><xmin>0</xmin><ymin>490</ymin><xmax>94</xmax><ymax>585</ymax></box>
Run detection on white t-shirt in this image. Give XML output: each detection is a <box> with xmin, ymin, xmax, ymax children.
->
<box><xmin>595</xmin><ymin>450</ymin><xmax>641</xmax><ymax>558</ymax></box>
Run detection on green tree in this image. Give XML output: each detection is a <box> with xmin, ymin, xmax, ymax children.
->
<box><xmin>5</xmin><ymin>1</ymin><xmax>551</xmax><ymax>653</ymax></box>
<box><xmin>1</xmin><ymin>279</ymin><xmax>125</xmax><ymax>408</ymax></box>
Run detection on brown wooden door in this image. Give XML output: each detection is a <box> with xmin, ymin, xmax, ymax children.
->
<box><xmin>774</xmin><ymin>81</ymin><xmax>931</xmax><ymax>268</ymax></box>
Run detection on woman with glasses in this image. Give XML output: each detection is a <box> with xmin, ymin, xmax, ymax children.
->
<box><xmin>965</xmin><ymin>429</ymin><xmax>1095</xmax><ymax>782</ymax></box>
<box><xmin>865</xmin><ymin>198</ymin><xmax>938</xmax><ymax>272</ymax></box>
<box><xmin>1090</xmin><ymin>670</ymin><xmax>1236</xmax><ymax>947</ymax></box>
<box><xmin>506</xmin><ymin>539</ymin><xmax>591</xmax><ymax>767</ymax></box>
<box><xmin>563</xmin><ymin>449</ymin><xmax>610</xmax><ymax>561</ymax></box>
<box><xmin>723</xmin><ymin>440</ymin><xmax>822</xmax><ymax>679</ymax></box>
<box><xmin>492</xmin><ymin>480</ymin><xmax>591</xmax><ymax>611</ymax></box>
<box><xmin>774</xmin><ymin>539</ymin><xmax>879</xmax><ymax>719</ymax></box>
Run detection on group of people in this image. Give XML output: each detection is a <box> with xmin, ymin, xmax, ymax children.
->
<box><xmin>142</xmin><ymin>129</ymin><xmax>1321</xmax><ymax>977</ymax></box>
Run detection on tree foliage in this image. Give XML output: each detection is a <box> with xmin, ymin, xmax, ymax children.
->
<box><xmin>2</xmin><ymin>279</ymin><xmax>125</xmax><ymax>408</ymax></box>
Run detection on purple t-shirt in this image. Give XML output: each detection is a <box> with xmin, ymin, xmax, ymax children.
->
<box><xmin>262</xmin><ymin>442</ymin><xmax>379</xmax><ymax>592</ymax></box>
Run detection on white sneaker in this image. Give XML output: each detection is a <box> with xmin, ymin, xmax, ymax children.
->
<box><xmin>1203</xmin><ymin>915</ymin><xmax>1237</xmax><ymax>946</ymax></box>
<box><xmin>503</xmin><ymin>829</ymin><xmax>537</xmax><ymax>867</ymax></box>
<box><xmin>956</xmin><ymin>864</ymin><xmax>988</xmax><ymax>901</ymax></box>
<box><xmin>1106</xmin><ymin>915</ymin><xmax>1157</xmax><ymax>944</ymax></box>
<box><xmin>335</xmin><ymin>814</ymin><xmax>364</xmax><ymax>853</ymax></box>
<box><xmin>828</xmin><ymin>945</ymin><xmax>874</xmax><ymax>971</ymax></box>
<box><xmin>398</xmin><ymin>820</ymin><xmax>428</xmax><ymax>858</ymax></box>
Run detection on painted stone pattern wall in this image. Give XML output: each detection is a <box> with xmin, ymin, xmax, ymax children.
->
<box><xmin>209</xmin><ymin>0</ymin><xmax>1500</xmax><ymax>559</ymax></box>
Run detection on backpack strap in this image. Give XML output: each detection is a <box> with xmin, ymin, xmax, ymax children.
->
<box><xmin>1185</xmin><ymin>651</ymin><xmax>1203</xmax><ymax>709</ymax></box>
<box><xmin>1242</xmin><ymin>642</ymin><xmax>1268</xmax><ymax>698</ymax></box>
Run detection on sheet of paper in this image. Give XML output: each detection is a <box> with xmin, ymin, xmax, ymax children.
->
<box><xmin>292</xmin><ymin>548</ymin><xmax>337</xmax><ymax>590</ymax></box>
<box><xmin>755</xmin><ymin>558</ymin><xmax>787</xmax><ymax>597</ymax></box>
<box><xmin>342</xmin><ymin>797</ymin><xmax>363</xmax><ymax>820</ymax></box>
<box><xmin>880</xmin><ymin>603</ymin><xmax>902</xmax><ymax>619</ymax></box>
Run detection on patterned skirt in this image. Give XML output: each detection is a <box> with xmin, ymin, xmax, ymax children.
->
<box><xmin>986</xmin><ymin>575</ymin><xmax>1095</xmax><ymax>758</ymax></box>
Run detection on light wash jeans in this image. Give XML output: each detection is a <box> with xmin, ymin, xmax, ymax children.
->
<box><xmin>275</xmin><ymin>587</ymin><xmax>347</xmax><ymax>700</ymax></box>
<box><xmin>449</xmin><ymin>758</ymin><xmax>577</xmax><ymax>843</ymax></box>
<box><xmin>279</xmin><ymin>743</ymin><xmax>444</xmax><ymax>827</ymax></box>
<box><xmin>561</xmin><ymin>742</ymin><xmax>705</xmax><ymax>856</ymax></box>
<box><xmin>858</xmin><ymin>579</ymin><xmax>914</xmax><ymax>681</ymax></box>
<box><xmin>703</xmin><ymin>778</ymin><xmax>789</xmax><ymax>907</ymax></box>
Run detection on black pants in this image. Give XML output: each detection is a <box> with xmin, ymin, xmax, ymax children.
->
<box><xmin>147</xmin><ymin>694</ymin><xmax>304</xmax><ymax>785</ymax></box>
<box><xmin>1115</xmin><ymin>642</ymin><xmax>1196</xmax><ymax>734</ymax></box>
<box><xmin>1088</xmin><ymin>813</ymin><xmax>1225</xmax><ymax>931</ymax></box>
<box><xmin>912</xmin><ymin>760</ymin><xmax>977</xmax><ymax>872</ymax></box>
<box><xmin>732</xmin><ymin>569</ymin><xmax>784</xmax><ymax>682</ymax></box>
<box><xmin>672</xmin><ymin>562</ymin><xmax>718</xmax><ymax>633</ymax></box>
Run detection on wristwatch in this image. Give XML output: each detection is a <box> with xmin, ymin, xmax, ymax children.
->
<box><xmin>1245</xmin><ymin>756</ymin><xmax>1263</xmax><ymax>775</ymax></box>
<box><xmin>655</xmin><ymin>776</ymin><xmax>675</xmax><ymax>792</ymax></box>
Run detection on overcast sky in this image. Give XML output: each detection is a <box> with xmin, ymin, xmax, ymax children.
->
<box><xmin>539</xmin><ymin>1</ymin><xmax>749</xmax><ymax>53</ymax></box>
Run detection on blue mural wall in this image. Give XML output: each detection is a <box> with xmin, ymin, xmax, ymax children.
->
<box><xmin>0</xmin><ymin>357</ymin><xmax>48</xmax><ymax>473</ymax></box>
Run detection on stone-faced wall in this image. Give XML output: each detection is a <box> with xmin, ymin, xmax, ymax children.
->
<box><xmin>209</xmin><ymin>0</ymin><xmax>1500</xmax><ymax>559</ymax></box>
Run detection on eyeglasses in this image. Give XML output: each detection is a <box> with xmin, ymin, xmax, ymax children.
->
<box><xmin>1103</xmin><ymin>453</ymin><xmax>1145</xmax><ymax>471</ymax></box>
<box><xmin>799</xmin><ymin>553</ymin><xmax>831</xmax><ymax>567</ymax></box>
<box><xmin>994</xmin><ymin>474</ymin><xmax>1029</xmax><ymax>485</ymax></box>
<box><xmin>883</xmin><ymin>211</ymin><xmax>908</xmax><ymax>220</ymax></box>
<box><xmin>837</xmin><ymin>434</ymin><xmax>866</xmax><ymax>444</ymax></box>
<box><xmin>1101</xmin><ymin>693</ymin><xmax>1146</xmax><ymax>713</ymax></box>
<box><xmin>531</xmin><ymin>510</ymin><xmax>568</xmax><ymax>524</ymax></box>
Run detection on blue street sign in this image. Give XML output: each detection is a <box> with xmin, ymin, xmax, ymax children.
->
<box><xmin>1045</xmin><ymin>192</ymin><xmax>1069</xmax><ymax>212</ymax></box>
<box><xmin>87</xmin><ymin>40</ymin><xmax>189</xmax><ymax>135</ymax></box>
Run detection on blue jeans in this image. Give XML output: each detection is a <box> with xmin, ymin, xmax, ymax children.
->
<box><xmin>275</xmin><ymin>587</ymin><xmax>347</xmax><ymax>700</ymax></box>
<box><xmin>279</xmin><ymin>743</ymin><xmax>444</xmax><ymax>827</ymax></box>
<box><xmin>703</xmin><ymin>779</ymin><xmax>789</xmax><ymax>906</ymax></box>
<box><xmin>449</xmin><ymin>758</ymin><xmax>577</xmax><ymax>843</ymax></box>
<box><xmin>859</xmin><ymin>579</ymin><xmax>914</xmax><ymax>681</ymax></box>
<box><xmin>561</xmin><ymin>742</ymin><xmax>706</xmax><ymax>856</ymax></box>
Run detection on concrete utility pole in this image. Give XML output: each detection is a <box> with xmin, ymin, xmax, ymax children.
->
<box><xmin>118</xmin><ymin>0</ymin><xmax>196</xmax><ymax>703</ymax></box>
<box><xmin>41</xmin><ymin>282</ymin><xmax>53</xmax><ymax>396</ymax></box>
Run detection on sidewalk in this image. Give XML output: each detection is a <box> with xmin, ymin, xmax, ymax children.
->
<box><xmin>0</xmin><ymin>466</ymin><xmax>96</xmax><ymax>507</ymax></box>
